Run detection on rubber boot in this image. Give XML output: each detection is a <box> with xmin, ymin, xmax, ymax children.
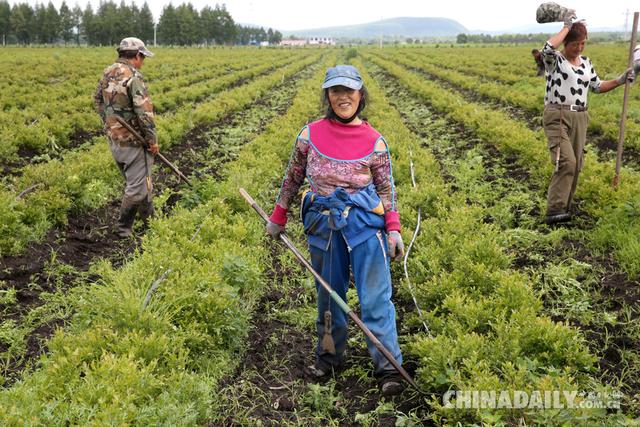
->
<box><xmin>138</xmin><ymin>200</ymin><xmax>155</xmax><ymax>231</ymax></box>
<box><xmin>116</xmin><ymin>197</ymin><xmax>138</xmax><ymax>238</ymax></box>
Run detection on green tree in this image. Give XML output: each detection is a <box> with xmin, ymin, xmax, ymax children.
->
<box><xmin>72</xmin><ymin>4</ymin><xmax>82</xmax><ymax>44</ymax></box>
<box><xmin>10</xmin><ymin>3</ymin><xmax>34</xmax><ymax>44</ymax></box>
<box><xmin>200</xmin><ymin>5</ymin><xmax>221</xmax><ymax>45</ymax></box>
<box><xmin>33</xmin><ymin>2</ymin><xmax>45</xmax><ymax>43</ymax></box>
<box><xmin>217</xmin><ymin>4</ymin><xmax>235</xmax><ymax>44</ymax></box>
<box><xmin>136</xmin><ymin>2</ymin><xmax>154</xmax><ymax>44</ymax></box>
<box><xmin>59</xmin><ymin>0</ymin><xmax>74</xmax><ymax>44</ymax></box>
<box><xmin>175</xmin><ymin>3</ymin><xmax>200</xmax><ymax>45</ymax></box>
<box><xmin>81</xmin><ymin>2</ymin><xmax>96</xmax><ymax>44</ymax></box>
<box><xmin>456</xmin><ymin>33</ymin><xmax>468</xmax><ymax>44</ymax></box>
<box><xmin>0</xmin><ymin>1</ymin><xmax>10</xmax><ymax>45</ymax></box>
<box><xmin>157</xmin><ymin>3</ymin><xmax>178</xmax><ymax>44</ymax></box>
<box><xmin>268</xmin><ymin>28</ymin><xmax>282</xmax><ymax>45</ymax></box>
<box><xmin>42</xmin><ymin>1</ymin><xmax>60</xmax><ymax>43</ymax></box>
<box><xmin>95</xmin><ymin>0</ymin><xmax>123</xmax><ymax>45</ymax></box>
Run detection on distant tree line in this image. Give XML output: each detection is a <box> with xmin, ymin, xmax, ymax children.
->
<box><xmin>456</xmin><ymin>31</ymin><xmax>627</xmax><ymax>45</ymax></box>
<box><xmin>456</xmin><ymin>33</ymin><xmax>551</xmax><ymax>44</ymax></box>
<box><xmin>0</xmin><ymin>0</ymin><xmax>282</xmax><ymax>46</ymax></box>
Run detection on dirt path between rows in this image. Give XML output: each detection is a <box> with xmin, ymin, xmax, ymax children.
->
<box><xmin>393</xmin><ymin>57</ymin><xmax>640</xmax><ymax>169</ymax></box>
<box><xmin>210</xmin><ymin>238</ymin><xmax>428</xmax><ymax>426</ymax></box>
<box><xmin>0</xmin><ymin>64</ymin><xmax>311</xmax><ymax>387</ymax></box>
<box><xmin>370</xmin><ymin>60</ymin><xmax>640</xmax><ymax>417</ymax></box>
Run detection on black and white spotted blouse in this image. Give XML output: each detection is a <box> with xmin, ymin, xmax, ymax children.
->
<box><xmin>541</xmin><ymin>41</ymin><xmax>602</xmax><ymax>108</ymax></box>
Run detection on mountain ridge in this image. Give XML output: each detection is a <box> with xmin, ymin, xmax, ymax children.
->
<box><xmin>281</xmin><ymin>17</ymin><xmax>468</xmax><ymax>39</ymax></box>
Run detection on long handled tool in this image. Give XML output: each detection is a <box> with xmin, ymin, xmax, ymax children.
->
<box><xmin>114</xmin><ymin>116</ymin><xmax>192</xmax><ymax>187</ymax></box>
<box><xmin>239</xmin><ymin>187</ymin><xmax>421</xmax><ymax>392</ymax></box>
<box><xmin>613</xmin><ymin>11</ymin><xmax>639</xmax><ymax>188</ymax></box>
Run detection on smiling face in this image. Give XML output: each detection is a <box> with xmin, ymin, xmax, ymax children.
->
<box><xmin>564</xmin><ymin>38</ymin><xmax>586</xmax><ymax>60</ymax></box>
<box><xmin>328</xmin><ymin>85</ymin><xmax>362</xmax><ymax>123</ymax></box>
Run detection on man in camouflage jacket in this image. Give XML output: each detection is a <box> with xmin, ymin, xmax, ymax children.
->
<box><xmin>94</xmin><ymin>37</ymin><xmax>158</xmax><ymax>238</ymax></box>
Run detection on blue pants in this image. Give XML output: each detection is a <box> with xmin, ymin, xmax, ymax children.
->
<box><xmin>309</xmin><ymin>229</ymin><xmax>403</xmax><ymax>375</ymax></box>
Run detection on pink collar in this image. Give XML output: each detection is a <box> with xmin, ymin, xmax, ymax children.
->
<box><xmin>307</xmin><ymin>119</ymin><xmax>381</xmax><ymax>161</ymax></box>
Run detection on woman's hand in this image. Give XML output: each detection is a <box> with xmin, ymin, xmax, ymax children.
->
<box><xmin>387</xmin><ymin>231</ymin><xmax>405</xmax><ymax>261</ymax></box>
<box><xmin>562</xmin><ymin>9</ymin><xmax>577</xmax><ymax>27</ymax></box>
<box><xmin>617</xmin><ymin>68</ymin><xmax>634</xmax><ymax>85</ymax></box>
<box><xmin>266</xmin><ymin>221</ymin><xmax>284</xmax><ymax>238</ymax></box>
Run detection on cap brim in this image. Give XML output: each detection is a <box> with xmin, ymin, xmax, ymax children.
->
<box><xmin>140</xmin><ymin>48</ymin><xmax>154</xmax><ymax>58</ymax></box>
<box><xmin>322</xmin><ymin>77</ymin><xmax>362</xmax><ymax>90</ymax></box>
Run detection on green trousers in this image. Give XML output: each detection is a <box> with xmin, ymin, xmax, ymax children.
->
<box><xmin>542</xmin><ymin>106</ymin><xmax>589</xmax><ymax>214</ymax></box>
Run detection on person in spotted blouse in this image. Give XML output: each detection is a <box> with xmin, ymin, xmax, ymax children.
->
<box><xmin>540</xmin><ymin>18</ymin><xmax>633</xmax><ymax>224</ymax></box>
<box><xmin>265</xmin><ymin>65</ymin><xmax>405</xmax><ymax>396</ymax></box>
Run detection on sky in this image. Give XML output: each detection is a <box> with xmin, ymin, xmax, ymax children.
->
<box><xmin>8</xmin><ymin>0</ymin><xmax>640</xmax><ymax>33</ymax></box>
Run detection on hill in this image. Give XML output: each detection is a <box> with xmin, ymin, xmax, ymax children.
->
<box><xmin>283</xmin><ymin>17</ymin><xmax>467</xmax><ymax>39</ymax></box>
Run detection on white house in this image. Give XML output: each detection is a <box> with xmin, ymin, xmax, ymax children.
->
<box><xmin>280</xmin><ymin>39</ymin><xmax>307</xmax><ymax>46</ymax></box>
<box><xmin>308</xmin><ymin>37</ymin><xmax>335</xmax><ymax>45</ymax></box>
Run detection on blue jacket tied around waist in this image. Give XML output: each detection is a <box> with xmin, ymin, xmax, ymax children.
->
<box><xmin>301</xmin><ymin>184</ymin><xmax>385</xmax><ymax>251</ymax></box>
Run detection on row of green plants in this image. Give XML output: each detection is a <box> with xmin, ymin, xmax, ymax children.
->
<box><xmin>366</xmin><ymin>50</ymin><xmax>640</xmax><ymax>279</ymax></box>
<box><xmin>354</xmin><ymin>58</ymin><xmax>630</xmax><ymax>424</ymax></box>
<box><xmin>153</xmin><ymin>53</ymin><xmax>305</xmax><ymax>113</ymax></box>
<box><xmin>404</xmin><ymin>44</ymin><xmax>631</xmax><ymax>86</ymax></box>
<box><xmin>371</xmin><ymin>61</ymin><xmax>640</xmax><ymax>418</ymax></box>
<box><xmin>0</xmin><ymin>48</ymin><xmax>302</xmax><ymax>162</ymax></box>
<box><xmin>0</xmin><ymin>51</ymin><xmax>322</xmax><ymax>257</ymax></box>
<box><xmin>0</xmin><ymin>59</ymin><xmax>319</xmax><ymax>395</ymax></box>
<box><xmin>393</xmin><ymin>48</ymin><xmax>640</xmax><ymax>153</ymax></box>
<box><xmin>0</xmin><ymin>52</ymin><xmax>334</xmax><ymax>426</ymax></box>
<box><xmin>0</xmin><ymin>47</ymin><xmax>282</xmax><ymax>105</ymax></box>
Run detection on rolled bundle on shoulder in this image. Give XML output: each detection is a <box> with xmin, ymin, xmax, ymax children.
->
<box><xmin>536</xmin><ymin>2</ymin><xmax>570</xmax><ymax>23</ymax></box>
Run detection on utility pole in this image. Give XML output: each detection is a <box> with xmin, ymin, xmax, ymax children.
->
<box><xmin>153</xmin><ymin>23</ymin><xmax>157</xmax><ymax>46</ymax></box>
<box><xmin>624</xmin><ymin>9</ymin><xmax>630</xmax><ymax>39</ymax></box>
<box><xmin>379</xmin><ymin>16</ymin><xmax>383</xmax><ymax>49</ymax></box>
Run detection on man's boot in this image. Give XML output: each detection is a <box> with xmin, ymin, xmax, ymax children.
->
<box><xmin>138</xmin><ymin>200</ymin><xmax>155</xmax><ymax>230</ymax></box>
<box><xmin>116</xmin><ymin>198</ymin><xmax>138</xmax><ymax>238</ymax></box>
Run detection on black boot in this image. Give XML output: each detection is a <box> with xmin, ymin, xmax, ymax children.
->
<box><xmin>545</xmin><ymin>212</ymin><xmax>572</xmax><ymax>225</ymax></box>
<box><xmin>138</xmin><ymin>200</ymin><xmax>155</xmax><ymax>230</ymax></box>
<box><xmin>116</xmin><ymin>197</ymin><xmax>138</xmax><ymax>238</ymax></box>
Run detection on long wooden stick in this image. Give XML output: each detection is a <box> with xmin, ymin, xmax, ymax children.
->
<box><xmin>239</xmin><ymin>188</ymin><xmax>422</xmax><ymax>393</ymax></box>
<box><xmin>114</xmin><ymin>116</ymin><xmax>192</xmax><ymax>187</ymax></box>
<box><xmin>613</xmin><ymin>11</ymin><xmax>639</xmax><ymax>188</ymax></box>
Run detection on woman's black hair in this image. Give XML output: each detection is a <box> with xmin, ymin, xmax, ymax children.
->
<box><xmin>322</xmin><ymin>85</ymin><xmax>368</xmax><ymax>123</ymax></box>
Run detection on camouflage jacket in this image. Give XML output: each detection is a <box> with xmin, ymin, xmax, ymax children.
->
<box><xmin>93</xmin><ymin>58</ymin><xmax>156</xmax><ymax>146</ymax></box>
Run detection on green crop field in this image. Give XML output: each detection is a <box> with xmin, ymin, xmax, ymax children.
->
<box><xmin>0</xmin><ymin>44</ymin><xmax>639</xmax><ymax>425</ymax></box>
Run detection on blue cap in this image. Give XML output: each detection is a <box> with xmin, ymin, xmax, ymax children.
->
<box><xmin>322</xmin><ymin>65</ymin><xmax>363</xmax><ymax>90</ymax></box>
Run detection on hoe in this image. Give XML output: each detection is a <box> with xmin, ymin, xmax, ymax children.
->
<box><xmin>240</xmin><ymin>188</ymin><xmax>421</xmax><ymax>392</ymax></box>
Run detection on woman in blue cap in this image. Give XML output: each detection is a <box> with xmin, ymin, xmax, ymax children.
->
<box><xmin>266</xmin><ymin>64</ymin><xmax>405</xmax><ymax>396</ymax></box>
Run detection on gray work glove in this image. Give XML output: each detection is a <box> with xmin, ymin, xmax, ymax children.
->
<box><xmin>562</xmin><ymin>9</ymin><xmax>577</xmax><ymax>27</ymax></box>
<box><xmin>387</xmin><ymin>231</ymin><xmax>405</xmax><ymax>262</ymax></box>
<box><xmin>617</xmin><ymin>68</ymin><xmax>634</xmax><ymax>85</ymax></box>
<box><xmin>266</xmin><ymin>221</ymin><xmax>284</xmax><ymax>239</ymax></box>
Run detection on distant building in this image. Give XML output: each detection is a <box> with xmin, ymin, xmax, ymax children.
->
<box><xmin>280</xmin><ymin>39</ymin><xmax>307</xmax><ymax>46</ymax></box>
<box><xmin>308</xmin><ymin>37</ymin><xmax>335</xmax><ymax>45</ymax></box>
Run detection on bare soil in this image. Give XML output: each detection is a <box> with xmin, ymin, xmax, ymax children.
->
<box><xmin>0</xmin><ymin>67</ymin><xmax>305</xmax><ymax>387</ymax></box>
<box><xmin>370</xmin><ymin>59</ymin><xmax>640</xmax><ymax>416</ymax></box>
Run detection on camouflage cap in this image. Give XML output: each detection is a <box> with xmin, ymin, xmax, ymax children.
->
<box><xmin>536</xmin><ymin>2</ymin><xmax>569</xmax><ymax>24</ymax></box>
<box><xmin>117</xmin><ymin>37</ymin><xmax>154</xmax><ymax>57</ymax></box>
